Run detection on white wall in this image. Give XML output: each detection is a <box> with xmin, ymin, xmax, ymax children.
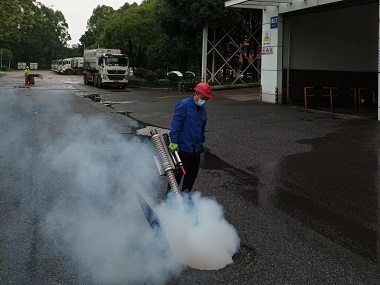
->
<box><xmin>261</xmin><ymin>7</ymin><xmax>284</xmax><ymax>103</ymax></box>
<box><xmin>279</xmin><ymin>0</ymin><xmax>344</xmax><ymax>13</ymax></box>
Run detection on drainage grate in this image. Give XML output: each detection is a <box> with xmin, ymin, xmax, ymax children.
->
<box><xmin>230</xmin><ymin>243</ymin><xmax>256</xmax><ymax>267</ymax></box>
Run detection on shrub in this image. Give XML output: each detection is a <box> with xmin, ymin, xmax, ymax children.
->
<box><xmin>134</xmin><ymin>67</ymin><xmax>147</xmax><ymax>78</ymax></box>
<box><xmin>1</xmin><ymin>65</ymin><xmax>8</xmax><ymax>71</ymax></box>
<box><xmin>128</xmin><ymin>76</ymin><xmax>178</xmax><ymax>89</ymax></box>
<box><xmin>145</xmin><ymin>71</ymin><xmax>158</xmax><ymax>81</ymax></box>
<box><xmin>155</xmin><ymin>79</ymin><xmax>178</xmax><ymax>89</ymax></box>
<box><xmin>154</xmin><ymin>69</ymin><xmax>167</xmax><ymax>79</ymax></box>
<box><xmin>128</xmin><ymin>76</ymin><xmax>145</xmax><ymax>86</ymax></box>
<box><xmin>178</xmin><ymin>81</ymin><xmax>198</xmax><ymax>92</ymax></box>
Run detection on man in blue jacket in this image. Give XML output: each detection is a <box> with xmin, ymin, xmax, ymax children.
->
<box><xmin>167</xmin><ymin>82</ymin><xmax>213</xmax><ymax>196</ymax></box>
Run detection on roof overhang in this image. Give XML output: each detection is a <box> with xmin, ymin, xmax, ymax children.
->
<box><xmin>225</xmin><ymin>0</ymin><xmax>293</xmax><ymax>9</ymax></box>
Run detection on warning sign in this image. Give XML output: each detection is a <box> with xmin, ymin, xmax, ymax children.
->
<box><xmin>262</xmin><ymin>47</ymin><xmax>273</xmax><ymax>55</ymax></box>
<box><xmin>263</xmin><ymin>31</ymin><xmax>271</xmax><ymax>47</ymax></box>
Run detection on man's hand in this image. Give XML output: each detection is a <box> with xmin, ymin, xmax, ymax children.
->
<box><xmin>200</xmin><ymin>142</ymin><xmax>206</xmax><ymax>153</ymax></box>
<box><xmin>168</xmin><ymin>143</ymin><xmax>179</xmax><ymax>153</ymax></box>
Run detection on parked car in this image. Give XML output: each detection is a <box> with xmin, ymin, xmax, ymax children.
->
<box><xmin>168</xmin><ymin>71</ymin><xmax>183</xmax><ymax>77</ymax></box>
<box><xmin>184</xmin><ymin>71</ymin><xmax>195</xmax><ymax>79</ymax></box>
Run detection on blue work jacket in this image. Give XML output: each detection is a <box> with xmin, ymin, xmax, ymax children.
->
<box><xmin>169</xmin><ymin>96</ymin><xmax>207</xmax><ymax>153</ymax></box>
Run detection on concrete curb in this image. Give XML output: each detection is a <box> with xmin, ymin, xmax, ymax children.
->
<box><xmin>129</xmin><ymin>82</ymin><xmax>261</xmax><ymax>92</ymax></box>
<box><xmin>212</xmin><ymin>83</ymin><xmax>260</xmax><ymax>90</ymax></box>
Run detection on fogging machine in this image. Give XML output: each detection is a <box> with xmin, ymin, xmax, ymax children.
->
<box><xmin>150</xmin><ymin>129</ymin><xmax>186</xmax><ymax>208</ymax></box>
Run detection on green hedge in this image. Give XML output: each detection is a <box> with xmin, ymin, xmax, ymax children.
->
<box><xmin>128</xmin><ymin>76</ymin><xmax>178</xmax><ymax>89</ymax></box>
<box><xmin>128</xmin><ymin>76</ymin><xmax>199</xmax><ymax>91</ymax></box>
<box><xmin>178</xmin><ymin>81</ymin><xmax>198</xmax><ymax>92</ymax></box>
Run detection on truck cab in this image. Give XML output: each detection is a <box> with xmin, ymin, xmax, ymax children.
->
<box><xmin>83</xmin><ymin>49</ymin><xmax>129</xmax><ymax>88</ymax></box>
<box><xmin>61</xmin><ymin>58</ymin><xmax>72</xmax><ymax>74</ymax></box>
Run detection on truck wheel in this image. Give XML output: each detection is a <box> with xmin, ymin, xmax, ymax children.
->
<box><xmin>97</xmin><ymin>77</ymin><xmax>102</xmax><ymax>88</ymax></box>
<box><xmin>84</xmin><ymin>75</ymin><xmax>88</xmax><ymax>85</ymax></box>
<box><xmin>93</xmin><ymin>74</ymin><xmax>97</xmax><ymax>87</ymax></box>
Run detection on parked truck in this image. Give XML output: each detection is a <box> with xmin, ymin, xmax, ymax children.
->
<box><xmin>71</xmin><ymin>57</ymin><xmax>84</xmax><ymax>75</ymax></box>
<box><xmin>83</xmin><ymin>48</ymin><xmax>129</xmax><ymax>88</ymax></box>
<box><xmin>60</xmin><ymin>58</ymin><xmax>72</xmax><ymax>74</ymax></box>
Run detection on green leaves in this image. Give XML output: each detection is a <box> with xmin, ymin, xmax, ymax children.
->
<box><xmin>86</xmin><ymin>5</ymin><xmax>116</xmax><ymax>48</ymax></box>
<box><xmin>75</xmin><ymin>0</ymin><xmax>261</xmax><ymax>74</ymax></box>
<box><xmin>0</xmin><ymin>49</ymin><xmax>13</xmax><ymax>61</ymax></box>
<box><xmin>96</xmin><ymin>0</ymin><xmax>165</xmax><ymax>68</ymax></box>
<box><xmin>0</xmin><ymin>0</ymin><xmax>71</xmax><ymax>66</ymax></box>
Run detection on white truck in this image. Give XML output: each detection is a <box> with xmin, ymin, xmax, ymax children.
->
<box><xmin>61</xmin><ymin>58</ymin><xmax>72</xmax><ymax>74</ymax></box>
<box><xmin>51</xmin><ymin>60</ymin><xmax>58</xmax><ymax>72</ymax></box>
<box><xmin>71</xmin><ymin>57</ymin><xmax>84</xmax><ymax>75</ymax></box>
<box><xmin>29</xmin><ymin>63</ymin><xmax>38</xmax><ymax>70</ymax></box>
<box><xmin>83</xmin><ymin>48</ymin><xmax>129</xmax><ymax>88</ymax></box>
<box><xmin>57</xmin><ymin>59</ymin><xmax>63</xmax><ymax>73</ymax></box>
<box><xmin>18</xmin><ymin>62</ymin><xmax>26</xmax><ymax>70</ymax></box>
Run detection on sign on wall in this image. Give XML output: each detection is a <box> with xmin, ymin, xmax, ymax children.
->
<box><xmin>263</xmin><ymin>31</ymin><xmax>271</xmax><ymax>47</ymax></box>
<box><xmin>262</xmin><ymin>47</ymin><xmax>273</xmax><ymax>55</ymax></box>
<box><xmin>271</xmin><ymin>17</ymin><xmax>278</xmax><ymax>29</ymax></box>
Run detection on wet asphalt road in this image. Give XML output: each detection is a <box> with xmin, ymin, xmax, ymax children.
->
<box><xmin>1</xmin><ymin>71</ymin><xmax>380</xmax><ymax>284</ymax></box>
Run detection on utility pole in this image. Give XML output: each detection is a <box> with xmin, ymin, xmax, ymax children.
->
<box><xmin>1</xmin><ymin>49</ymin><xmax>3</xmax><ymax>69</ymax></box>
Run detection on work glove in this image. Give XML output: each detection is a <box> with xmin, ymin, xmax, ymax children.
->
<box><xmin>168</xmin><ymin>143</ymin><xmax>179</xmax><ymax>153</ymax></box>
<box><xmin>200</xmin><ymin>142</ymin><xmax>206</xmax><ymax>153</ymax></box>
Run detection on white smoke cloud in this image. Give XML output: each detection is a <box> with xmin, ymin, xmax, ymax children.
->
<box><xmin>157</xmin><ymin>192</ymin><xmax>240</xmax><ymax>270</ymax></box>
<box><xmin>40</xmin><ymin>114</ymin><xmax>240</xmax><ymax>284</ymax></box>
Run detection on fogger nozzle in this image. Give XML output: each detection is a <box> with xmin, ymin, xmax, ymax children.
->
<box><xmin>173</xmin><ymin>151</ymin><xmax>186</xmax><ymax>175</ymax></box>
<box><xmin>150</xmin><ymin>129</ymin><xmax>185</xmax><ymax>208</ymax></box>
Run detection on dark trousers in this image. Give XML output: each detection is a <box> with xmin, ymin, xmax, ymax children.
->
<box><xmin>166</xmin><ymin>151</ymin><xmax>200</xmax><ymax>194</ymax></box>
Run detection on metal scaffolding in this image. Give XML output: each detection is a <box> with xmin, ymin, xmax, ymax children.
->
<box><xmin>201</xmin><ymin>15</ymin><xmax>262</xmax><ymax>86</ymax></box>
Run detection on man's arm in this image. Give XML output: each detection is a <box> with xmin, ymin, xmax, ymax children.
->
<box><xmin>201</xmin><ymin>110</ymin><xmax>207</xmax><ymax>143</ymax></box>
<box><xmin>201</xmin><ymin>121</ymin><xmax>206</xmax><ymax>143</ymax></box>
<box><xmin>169</xmin><ymin>102</ymin><xmax>186</xmax><ymax>143</ymax></box>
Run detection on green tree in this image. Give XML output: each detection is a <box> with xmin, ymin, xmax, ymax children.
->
<box><xmin>0</xmin><ymin>0</ymin><xmax>34</xmax><ymax>48</ymax></box>
<box><xmin>156</xmin><ymin>0</ymin><xmax>225</xmax><ymax>72</ymax></box>
<box><xmin>0</xmin><ymin>48</ymin><xmax>13</xmax><ymax>69</ymax></box>
<box><xmin>100</xmin><ymin>0</ymin><xmax>163</xmax><ymax>69</ymax></box>
<box><xmin>79</xmin><ymin>30</ymin><xmax>97</xmax><ymax>50</ymax></box>
<box><xmin>0</xmin><ymin>1</ymin><xmax>72</xmax><ymax>67</ymax></box>
<box><xmin>1</xmin><ymin>49</ymin><xmax>13</xmax><ymax>61</ymax></box>
<box><xmin>83</xmin><ymin>5</ymin><xmax>115</xmax><ymax>48</ymax></box>
<box><xmin>18</xmin><ymin>2</ymin><xmax>71</xmax><ymax>65</ymax></box>
<box><xmin>158</xmin><ymin>0</ymin><xmax>261</xmax><ymax>74</ymax></box>
<box><xmin>79</xmin><ymin>0</ymin><xmax>260</xmax><ymax>75</ymax></box>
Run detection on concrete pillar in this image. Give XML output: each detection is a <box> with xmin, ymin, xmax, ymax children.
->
<box><xmin>378</xmin><ymin>1</ymin><xmax>380</xmax><ymax>121</ymax></box>
<box><xmin>261</xmin><ymin>8</ymin><xmax>283</xmax><ymax>104</ymax></box>
<box><xmin>378</xmin><ymin>0</ymin><xmax>380</xmax><ymax>265</ymax></box>
<box><xmin>201</xmin><ymin>26</ymin><xmax>208</xmax><ymax>83</ymax></box>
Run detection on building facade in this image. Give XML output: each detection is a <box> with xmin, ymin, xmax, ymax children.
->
<box><xmin>225</xmin><ymin>0</ymin><xmax>379</xmax><ymax>120</ymax></box>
